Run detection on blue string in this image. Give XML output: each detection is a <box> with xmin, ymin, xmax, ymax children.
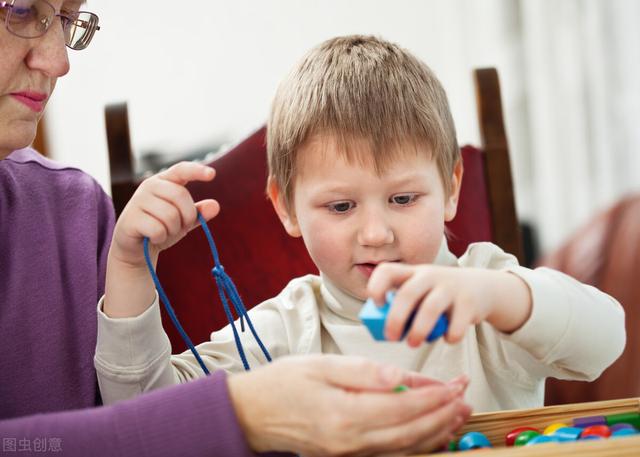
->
<box><xmin>142</xmin><ymin>212</ymin><xmax>272</xmax><ymax>375</ymax></box>
<box><xmin>143</xmin><ymin>237</ymin><xmax>210</xmax><ymax>375</ymax></box>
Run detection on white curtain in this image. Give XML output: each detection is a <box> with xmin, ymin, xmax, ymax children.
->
<box><xmin>515</xmin><ymin>0</ymin><xmax>640</xmax><ymax>251</ymax></box>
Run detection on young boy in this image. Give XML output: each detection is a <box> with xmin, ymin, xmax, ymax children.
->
<box><xmin>95</xmin><ymin>35</ymin><xmax>625</xmax><ymax>414</ymax></box>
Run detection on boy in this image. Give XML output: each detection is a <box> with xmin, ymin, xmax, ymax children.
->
<box><xmin>95</xmin><ymin>35</ymin><xmax>625</xmax><ymax>414</ymax></box>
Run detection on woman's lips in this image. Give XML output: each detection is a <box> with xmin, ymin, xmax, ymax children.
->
<box><xmin>11</xmin><ymin>92</ymin><xmax>47</xmax><ymax>113</ymax></box>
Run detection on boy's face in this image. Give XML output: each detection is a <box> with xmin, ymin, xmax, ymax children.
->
<box><xmin>269</xmin><ymin>136</ymin><xmax>462</xmax><ymax>301</ymax></box>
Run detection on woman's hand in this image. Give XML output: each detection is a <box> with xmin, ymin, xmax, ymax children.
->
<box><xmin>227</xmin><ymin>354</ymin><xmax>471</xmax><ymax>456</ymax></box>
<box><xmin>367</xmin><ymin>263</ymin><xmax>532</xmax><ymax>346</ymax></box>
<box><xmin>104</xmin><ymin>162</ymin><xmax>219</xmax><ymax>318</ymax></box>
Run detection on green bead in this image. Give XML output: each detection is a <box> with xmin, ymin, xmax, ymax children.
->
<box><xmin>514</xmin><ymin>430</ymin><xmax>540</xmax><ymax>446</ymax></box>
<box><xmin>606</xmin><ymin>412</ymin><xmax>640</xmax><ymax>429</ymax></box>
<box><xmin>393</xmin><ymin>384</ymin><xmax>409</xmax><ymax>393</ymax></box>
<box><xmin>448</xmin><ymin>440</ymin><xmax>457</xmax><ymax>451</ymax></box>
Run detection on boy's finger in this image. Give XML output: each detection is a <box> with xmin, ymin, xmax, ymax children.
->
<box><xmin>134</xmin><ymin>210</ymin><xmax>169</xmax><ymax>246</ymax></box>
<box><xmin>367</xmin><ymin>262</ymin><xmax>415</xmax><ymax>305</ymax></box>
<box><xmin>406</xmin><ymin>287</ymin><xmax>450</xmax><ymax>347</ymax></box>
<box><xmin>187</xmin><ymin>200</ymin><xmax>221</xmax><ymax>232</ymax></box>
<box><xmin>445</xmin><ymin>299</ymin><xmax>472</xmax><ymax>344</ymax></box>
<box><xmin>158</xmin><ymin>162</ymin><xmax>216</xmax><ymax>186</ymax></box>
<box><xmin>384</xmin><ymin>272</ymin><xmax>433</xmax><ymax>341</ymax></box>
<box><xmin>150</xmin><ymin>179</ymin><xmax>197</xmax><ymax>228</ymax></box>
<box><xmin>140</xmin><ymin>196</ymin><xmax>183</xmax><ymax>237</ymax></box>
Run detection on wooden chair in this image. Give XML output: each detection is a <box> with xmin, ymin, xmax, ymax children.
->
<box><xmin>104</xmin><ymin>67</ymin><xmax>523</xmax><ymax>351</ymax></box>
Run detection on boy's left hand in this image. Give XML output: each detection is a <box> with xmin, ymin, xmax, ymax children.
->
<box><xmin>367</xmin><ymin>263</ymin><xmax>532</xmax><ymax>347</ymax></box>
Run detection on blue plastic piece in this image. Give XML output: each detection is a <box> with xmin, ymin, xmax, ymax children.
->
<box><xmin>359</xmin><ymin>291</ymin><xmax>448</xmax><ymax>343</ymax></box>
<box><xmin>458</xmin><ymin>431</ymin><xmax>492</xmax><ymax>450</ymax></box>
<box><xmin>526</xmin><ymin>435</ymin><xmax>559</xmax><ymax>445</ymax></box>
<box><xmin>612</xmin><ymin>428</ymin><xmax>639</xmax><ymax>438</ymax></box>
<box><xmin>552</xmin><ymin>427</ymin><xmax>583</xmax><ymax>442</ymax></box>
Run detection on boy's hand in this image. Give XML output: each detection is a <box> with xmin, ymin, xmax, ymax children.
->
<box><xmin>110</xmin><ymin>162</ymin><xmax>219</xmax><ymax>267</ymax></box>
<box><xmin>367</xmin><ymin>263</ymin><xmax>532</xmax><ymax>346</ymax></box>
<box><xmin>104</xmin><ymin>162</ymin><xmax>219</xmax><ymax>318</ymax></box>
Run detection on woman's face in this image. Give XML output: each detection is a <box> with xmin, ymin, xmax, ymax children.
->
<box><xmin>0</xmin><ymin>0</ymin><xmax>77</xmax><ymax>159</ymax></box>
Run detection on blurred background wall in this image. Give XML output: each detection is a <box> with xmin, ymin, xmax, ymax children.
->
<box><xmin>43</xmin><ymin>0</ymin><xmax>640</xmax><ymax>256</ymax></box>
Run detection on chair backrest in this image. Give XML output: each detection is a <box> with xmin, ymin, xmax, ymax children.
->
<box><xmin>105</xmin><ymin>67</ymin><xmax>523</xmax><ymax>351</ymax></box>
<box><xmin>542</xmin><ymin>194</ymin><xmax>640</xmax><ymax>404</ymax></box>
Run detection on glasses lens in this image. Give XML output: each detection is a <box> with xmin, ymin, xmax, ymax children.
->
<box><xmin>7</xmin><ymin>0</ymin><xmax>53</xmax><ymax>38</ymax></box>
<box><xmin>64</xmin><ymin>11</ymin><xmax>98</xmax><ymax>50</ymax></box>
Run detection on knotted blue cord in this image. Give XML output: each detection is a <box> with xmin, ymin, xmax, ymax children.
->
<box><xmin>143</xmin><ymin>212</ymin><xmax>272</xmax><ymax>375</ymax></box>
<box><xmin>197</xmin><ymin>212</ymin><xmax>273</xmax><ymax>369</ymax></box>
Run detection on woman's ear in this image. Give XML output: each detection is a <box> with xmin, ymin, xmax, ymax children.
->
<box><xmin>444</xmin><ymin>159</ymin><xmax>464</xmax><ymax>222</ymax></box>
<box><xmin>267</xmin><ymin>176</ymin><xmax>302</xmax><ymax>237</ymax></box>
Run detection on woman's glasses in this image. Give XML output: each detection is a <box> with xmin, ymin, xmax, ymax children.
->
<box><xmin>0</xmin><ymin>0</ymin><xmax>100</xmax><ymax>50</ymax></box>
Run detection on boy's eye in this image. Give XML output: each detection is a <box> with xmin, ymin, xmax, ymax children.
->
<box><xmin>390</xmin><ymin>194</ymin><xmax>418</xmax><ymax>205</ymax></box>
<box><xmin>327</xmin><ymin>201</ymin><xmax>355</xmax><ymax>213</ymax></box>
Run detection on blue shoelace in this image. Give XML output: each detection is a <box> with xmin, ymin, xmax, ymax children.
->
<box><xmin>143</xmin><ymin>212</ymin><xmax>272</xmax><ymax>374</ymax></box>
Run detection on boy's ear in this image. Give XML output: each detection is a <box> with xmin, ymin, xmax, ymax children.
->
<box><xmin>267</xmin><ymin>176</ymin><xmax>302</xmax><ymax>238</ymax></box>
<box><xmin>444</xmin><ymin>159</ymin><xmax>464</xmax><ymax>222</ymax></box>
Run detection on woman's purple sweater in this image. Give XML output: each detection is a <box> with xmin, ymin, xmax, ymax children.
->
<box><xmin>0</xmin><ymin>149</ymin><xmax>254</xmax><ymax>456</ymax></box>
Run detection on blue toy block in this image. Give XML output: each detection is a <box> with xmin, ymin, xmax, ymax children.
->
<box><xmin>359</xmin><ymin>291</ymin><xmax>448</xmax><ymax>343</ymax></box>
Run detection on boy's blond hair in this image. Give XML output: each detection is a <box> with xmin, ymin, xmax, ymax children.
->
<box><xmin>267</xmin><ymin>35</ymin><xmax>459</xmax><ymax>208</ymax></box>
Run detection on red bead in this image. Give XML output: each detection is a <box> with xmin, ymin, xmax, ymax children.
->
<box><xmin>505</xmin><ymin>427</ymin><xmax>540</xmax><ymax>446</ymax></box>
<box><xmin>581</xmin><ymin>425</ymin><xmax>612</xmax><ymax>439</ymax></box>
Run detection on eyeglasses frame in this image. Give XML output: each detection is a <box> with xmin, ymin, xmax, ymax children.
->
<box><xmin>0</xmin><ymin>0</ymin><xmax>100</xmax><ymax>50</ymax></box>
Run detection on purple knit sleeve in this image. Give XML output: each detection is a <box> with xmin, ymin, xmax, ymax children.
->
<box><xmin>94</xmin><ymin>180</ymin><xmax>116</xmax><ymax>298</ymax></box>
<box><xmin>0</xmin><ymin>372</ymin><xmax>255</xmax><ymax>457</ymax></box>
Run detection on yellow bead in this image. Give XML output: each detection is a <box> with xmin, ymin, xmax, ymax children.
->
<box><xmin>543</xmin><ymin>423</ymin><xmax>568</xmax><ymax>435</ymax></box>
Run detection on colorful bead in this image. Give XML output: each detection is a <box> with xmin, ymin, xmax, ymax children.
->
<box><xmin>580</xmin><ymin>435</ymin><xmax>603</xmax><ymax>441</ymax></box>
<box><xmin>610</xmin><ymin>423</ymin><xmax>637</xmax><ymax>433</ymax></box>
<box><xmin>505</xmin><ymin>427</ymin><xmax>539</xmax><ymax>446</ymax></box>
<box><xmin>612</xmin><ymin>428</ymin><xmax>639</xmax><ymax>438</ymax></box>
<box><xmin>458</xmin><ymin>432</ymin><xmax>492</xmax><ymax>450</ymax></box>
<box><xmin>605</xmin><ymin>412</ymin><xmax>640</xmax><ymax>429</ymax></box>
<box><xmin>573</xmin><ymin>415</ymin><xmax>607</xmax><ymax>428</ymax></box>
<box><xmin>581</xmin><ymin>425</ymin><xmax>611</xmax><ymax>439</ymax></box>
<box><xmin>526</xmin><ymin>435</ymin><xmax>558</xmax><ymax>445</ymax></box>
<box><xmin>393</xmin><ymin>384</ymin><xmax>409</xmax><ymax>393</ymax></box>
<box><xmin>551</xmin><ymin>426</ymin><xmax>583</xmax><ymax>442</ymax></box>
<box><xmin>514</xmin><ymin>430</ymin><xmax>540</xmax><ymax>446</ymax></box>
<box><xmin>543</xmin><ymin>422</ymin><xmax>568</xmax><ymax>435</ymax></box>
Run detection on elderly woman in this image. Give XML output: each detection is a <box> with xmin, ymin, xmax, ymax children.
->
<box><xmin>0</xmin><ymin>1</ymin><xmax>470</xmax><ymax>456</ymax></box>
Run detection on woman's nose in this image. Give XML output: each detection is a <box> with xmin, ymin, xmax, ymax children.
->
<box><xmin>25</xmin><ymin>18</ymin><xmax>70</xmax><ymax>78</ymax></box>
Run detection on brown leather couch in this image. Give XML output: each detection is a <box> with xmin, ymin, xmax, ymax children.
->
<box><xmin>542</xmin><ymin>194</ymin><xmax>640</xmax><ymax>405</ymax></box>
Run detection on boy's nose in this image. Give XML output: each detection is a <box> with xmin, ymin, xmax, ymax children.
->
<box><xmin>357</xmin><ymin>211</ymin><xmax>395</xmax><ymax>247</ymax></box>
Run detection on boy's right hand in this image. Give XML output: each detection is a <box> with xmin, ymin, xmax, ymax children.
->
<box><xmin>104</xmin><ymin>162</ymin><xmax>219</xmax><ymax>318</ymax></box>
